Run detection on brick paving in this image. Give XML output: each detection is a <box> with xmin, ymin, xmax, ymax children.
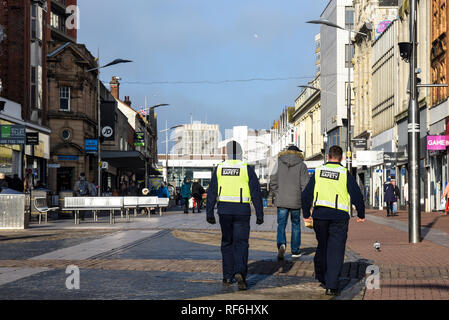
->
<box><xmin>348</xmin><ymin>209</ymin><xmax>449</xmax><ymax>300</ymax></box>
<box><xmin>1</xmin><ymin>207</ymin><xmax>449</xmax><ymax>300</ymax></box>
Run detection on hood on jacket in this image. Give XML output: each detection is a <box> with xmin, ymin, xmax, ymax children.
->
<box><xmin>278</xmin><ymin>150</ymin><xmax>304</xmax><ymax>168</ymax></box>
<box><xmin>183</xmin><ymin>177</ymin><xmax>191</xmax><ymax>184</ymax></box>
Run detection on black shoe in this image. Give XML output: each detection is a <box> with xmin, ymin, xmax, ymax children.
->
<box><xmin>234</xmin><ymin>273</ymin><xmax>248</xmax><ymax>291</ymax></box>
<box><xmin>319</xmin><ymin>282</ymin><xmax>326</xmax><ymax>289</ymax></box>
<box><xmin>222</xmin><ymin>279</ymin><xmax>233</xmax><ymax>285</ymax></box>
<box><xmin>277</xmin><ymin>244</ymin><xmax>286</xmax><ymax>260</ymax></box>
<box><xmin>325</xmin><ymin>289</ymin><xmax>340</xmax><ymax>296</ymax></box>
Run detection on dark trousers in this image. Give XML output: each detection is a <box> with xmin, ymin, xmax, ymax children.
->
<box><xmin>219</xmin><ymin>214</ymin><xmax>250</xmax><ymax>280</ymax></box>
<box><xmin>183</xmin><ymin>198</ymin><xmax>190</xmax><ymax>213</ymax></box>
<box><xmin>386</xmin><ymin>202</ymin><xmax>393</xmax><ymax>215</ymax></box>
<box><xmin>193</xmin><ymin>194</ymin><xmax>202</xmax><ymax>212</ymax></box>
<box><xmin>313</xmin><ymin>219</ymin><xmax>349</xmax><ymax>290</ymax></box>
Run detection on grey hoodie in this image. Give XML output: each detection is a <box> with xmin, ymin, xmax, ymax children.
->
<box><xmin>269</xmin><ymin>150</ymin><xmax>310</xmax><ymax>209</ymax></box>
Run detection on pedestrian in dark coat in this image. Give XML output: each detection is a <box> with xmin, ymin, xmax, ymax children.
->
<box><xmin>206</xmin><ymin>141</ymin><xmax>264</xmax><ymax>291</ymax></box>
<box><xmin>180</xmin><ymin>177</ymin><xmax>192</xmax><ymax>214</ymax></box>
<box><xmin>9</xmin><ymin>174</ymin><xmax>23</xmax><ymax>192</ymax></box>
<box><xmin>191</xmin><ymin>179</ymin><xmax>205</xmax><ymax>213</ymax></box>
<box><xmin>384</xmin><ymin>179</ymin><xmax>400</xmax><ymax>217</ymax></box>
<box><xmin>302</xmin><ymin>146</ymin><xmax>365</xmax><ymax>296</ymax></box>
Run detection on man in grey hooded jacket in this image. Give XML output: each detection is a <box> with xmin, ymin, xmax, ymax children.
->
<box><xmin>269</xmin><ymin>145</ymin><xmax>310</xmax><ymax>259</ymax></box>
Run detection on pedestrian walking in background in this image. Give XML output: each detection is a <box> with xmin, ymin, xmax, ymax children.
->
<box><xmin>0</xmin><ymin>172</ymin><xmax>9</xmax><ymax>190</ymax></box>
<box><xmin>89</xmin><ymin>181</ymin><xmax>97</xmax><ymax>196</ymax></box>
<box><xmin>302</xmin><ymin>145</ymin><xmax>365</xmax><ymax>296</ymax></box>
<box><xmin>384</xmin><ymin>178</ymin><xmax>400</xmax><ymax>217</ymax></box>
<box><xmin>206</xmin><ymin>141</ymin><xmax>264</xmax><ymax>291</ymax></box>
<box><xmin>24</xmin><ymin>169</ymin><xmax>34</xmax><ymax>193</ymax></box>
<box><xmin>269</xmin><ymin>145</ymin><xmax>309</xmax><ymax>260</ymax></box>
<box><xmin>192</xmin><ymin>179</ymin><xmax>205</xmax><ymax>213</ymax></box>
<box><xmin>442</xmin><ymin>181</ymin><xmax>449</xmax><ymax>215</ymax></box>
<box><xmin>74</xmin><ymin>173</ymin><xmax>93</xmax><ymax>221</ymax></box>
<box><xmin>403</xmin><ymin>180</ymin><xmax>409</xmax><ymax>209</ymax></box>
<box><xmin>180</xmin><ymin>177</ymin><xmax>192</xmax><ymax>214</ymax></box>
<box><xmin>157</xmin><ymin>182</ymin><xmax>170</xmax><ymax>212</ymax></box>
<box><xmin>9</xmin><ymin>174</ymin><xmax>24</xmax><ymax>193</ymax></box>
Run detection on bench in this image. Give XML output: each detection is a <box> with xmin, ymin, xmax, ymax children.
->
<box><xmin>63</xmin><ymin>197</ymin><xmax>124</xmax><ymax>225</ymax></box>
<box><xmin>33</xmin><ymin>197</ymin><xmax>59</xmax><ymax>224</ymax></box>
<box><xmin>123</xmin><ymin>196</ymin><xmax>160</xmax><ymax>218</ymax></box>
<box><xmin>62</xmin><ymin>197</ymin><xmax>169</xmax><ymax>224</ymax></box>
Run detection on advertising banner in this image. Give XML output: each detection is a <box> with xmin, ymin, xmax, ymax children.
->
<box><xmin>426</xmin><ymin>135</ymin><xmax>448</xmax><ymax>150</ymax></box>
<box><xmin>0</xmin><ymin>125</ymin><xmax>26</xmax><ymax>145</ymax></box>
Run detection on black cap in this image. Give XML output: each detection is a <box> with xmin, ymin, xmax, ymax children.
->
<box><xmin>287</xmin><ymin>145</ymin><xmax>302</xmax><ymax>153</ymax></box>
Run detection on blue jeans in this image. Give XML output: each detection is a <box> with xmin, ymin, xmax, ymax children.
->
<box><xmin>262</xmin><ymin>198</ymin><xmax>268</xmax><ymax>208</ymax></box>
<box><xmin>277</xmin><ymin>208</ymin><xmax>301</xmax><ymax>254</ymax></box>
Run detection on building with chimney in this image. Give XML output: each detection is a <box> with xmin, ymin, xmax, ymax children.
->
<box><xmin>106</xmin><ymin>77</ymin><xmax>160</xmax><ymax>193</ymax></box>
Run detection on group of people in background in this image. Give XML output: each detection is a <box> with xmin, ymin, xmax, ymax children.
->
<box><xmin>0</xmin><ymin>170</ymin><xmax>47</xmax><ymax>194</ymax></box>
<box><xmin>180</xmin><ymin>177</ymin><xmax>206</xmax><ymax>214</ymax></box>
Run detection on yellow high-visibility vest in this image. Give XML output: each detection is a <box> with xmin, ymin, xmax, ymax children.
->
<box><xmin>313</xmin><ymin>163</ymin><xmax>350</xmax><ymax>213</ymax></box>
<box><xmin>216</xmin><ymin>160</ymin><xmax>251</xmax><ymax>203</ymax></box>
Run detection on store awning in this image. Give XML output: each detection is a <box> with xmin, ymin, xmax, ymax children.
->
<box><xmin>101</xmin><ymin>150</ymin><xmax>161</xmax><ymax>175</ymax></box>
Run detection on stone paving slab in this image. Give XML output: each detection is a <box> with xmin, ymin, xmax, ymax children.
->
<box><xmin>27</xmin><ymin>211</ymin><xmax>314</xmax><ymax>234</ymax></box>
<box><xmin>0</xmin><ymin>269</ymin><xmax>314</xmax><ymax>300</ymax></box>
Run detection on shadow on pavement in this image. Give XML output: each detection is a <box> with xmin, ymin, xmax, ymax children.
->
<box><xmin>338</xmin><ymin>259</ymin><xmax>372</xmax><ymax>293</ymax></box>
<box><xmin>421</xmin><ymin>215</ymin><xmax>446</xmax><ymax>240</ymax></box>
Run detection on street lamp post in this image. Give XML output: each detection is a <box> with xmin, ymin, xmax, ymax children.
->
<box><xmin>306</xmin><ymin>19</ymin><xmax>368</xmax><ymax>218</ymax></box>
<box><xmin>86</xmin><ymin>58</ymin><xmax>132</xmax><ymax>196</ymax></box>
<box><xmin>139</xmin><ymin>103</ymin><xmax>169</xmax><ymax>188</ymax></box>
<box><xmin>161</xmin><ymin>123</ymin><xmax>183</xmax><ymax>183</ymax></box>
<box><xmin>306</xmin><ymin>19</ymin><xmax>367</xmax><ymax>175</ymax></box>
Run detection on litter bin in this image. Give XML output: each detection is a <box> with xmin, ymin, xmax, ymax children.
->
<box><xmin>0</xmin><ymin>192</ymin><xmax>29</xmax><ymax>229</ymax></box>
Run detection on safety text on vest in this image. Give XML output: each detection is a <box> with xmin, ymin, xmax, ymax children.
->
<box><xmin>222</xmin><ymin>168</ymin><xmax>240</xmax><ymax>176</ymax></box>
<box><xmin>320</xmin><ymin>170</ymin><xmax>340</xmax><ymax>180</ymax></box>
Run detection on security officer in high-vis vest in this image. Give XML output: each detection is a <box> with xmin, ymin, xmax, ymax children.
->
<box><xmin>301</xmin><ymin>145</ymin><xmax>365</xmax><ymax>296</ymax></box>
<box><xmin>206</xmin><ymin>141</ymin><xmax>264</xmax><ymax>290</ymax></box>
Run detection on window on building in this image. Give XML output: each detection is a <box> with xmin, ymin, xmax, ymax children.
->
<box><xmin>50</xmin><ymin>12</ymin><xmax>60</xmax><ymax>29</ymax></box>
<box><xmin>345</xmin><ymin>44</ymin><xmax>355</xmax><ymax>68</ymax></box>
<box><xmin>30</xmin><ymin>67</ymin><xmax>37</xmax><ymax>108</ymax></box>
<box><xmin>31</xmin><ymin>4</ymin><xmax>37</xmax><ymax>39</ymax></box>
<box><xmin>60</xmin><ymin>86</ymin><xmax>70</xmax><ymax>111</ymax></box>
<box><xmin>345</xmin><ymin>6</ymin><xmax>354</xmax><ymax>30</ymax></box>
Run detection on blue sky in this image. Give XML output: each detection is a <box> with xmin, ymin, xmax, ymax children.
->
<box><xmin>77</xmin><ymin>0</ymin><xmax>326</xmax><ymax>152</ymax></box>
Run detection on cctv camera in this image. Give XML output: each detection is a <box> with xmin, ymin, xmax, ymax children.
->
<box><xmin>398</xmin><ymin>42</ymin><xmax>413</xmax><ymax>62</ymax></box>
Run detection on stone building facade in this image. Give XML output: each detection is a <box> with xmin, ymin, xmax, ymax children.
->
<box><xmin>46</xmin><ymin>42</ymin><xmax>98</xmax><ymax>192</ymax></box>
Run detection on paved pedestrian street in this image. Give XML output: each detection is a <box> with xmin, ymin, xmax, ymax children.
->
<box><xmin>0</xmin><ymin>207</ymin><xmax>448</xmax><ymax>300</ymax></box>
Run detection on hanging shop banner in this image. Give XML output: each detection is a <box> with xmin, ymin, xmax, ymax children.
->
<box><xmin>0</xmin><ymin>125</ymin><xmax>26</xmax><ymax>145</ymax></box>
<box><xmin>134</xmin><ymin>132</ymin><xmax>145</xmax><ymax>147</ymax></box>
<box><xmin>100</xmin><ymin>101</ymin><xmax>117</xmax><ymax>141</ymax></box>
<box><xmin>26</xmin><ymin>132</ymin><xmax>39</xmax><ymax>145</ymax></box>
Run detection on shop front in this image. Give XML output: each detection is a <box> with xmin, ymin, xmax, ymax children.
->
<box><xmin>0</xmin><ymin>98</ymin><xmax>50</xmax><ymax>188</ymax></box>
<box><xmin>427</xmin><ymin>135</ymin><xmax>448</xmax><ymax>211</ymax></box>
